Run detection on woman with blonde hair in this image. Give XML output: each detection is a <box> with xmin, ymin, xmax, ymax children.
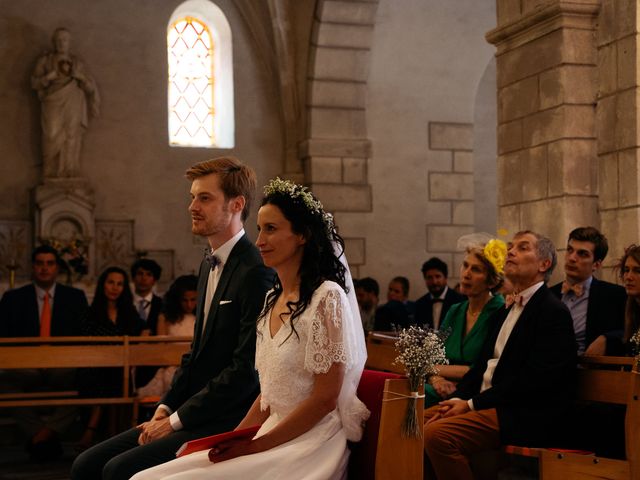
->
<box><xmin>426</xmin><ymin>234</ymin><xmax>506</xmax><ymax>406</ymax></box>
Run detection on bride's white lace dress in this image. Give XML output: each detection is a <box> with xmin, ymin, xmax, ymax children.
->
<box><xmin>131</xmin><ymin>281</ymin><xmax>368</xmax><ymax>480</ymax></box>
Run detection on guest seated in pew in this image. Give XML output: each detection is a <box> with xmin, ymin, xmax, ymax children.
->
<box><xmin>620</xmin><ymin>244</ymin><xmax>640</xmax><ymax>353</ymax></box>
<box><xmin>415</xmin><ymin>257</ymin><xmax>465</xmax><ymax>330</ymax></box>
<box><xmin>76</xmin><ymin>266</ymin><xmax>145</xmax><ymax>451</ymax></box>
<box><xmin>374</xmin><ymin>276</ymin><xmax>414</xmax><ymax>330</ymax></box>
<box><xmin>355</xmin><ymin>277</ymin><xmax>379</xmax><ymax>334</ymax></box>
<box><xmin>425</xmin><ymin>234</ymin><xmax>505</xmax><ymax>407</ymax></box>
<box><xmin>557</xmin><ymin>242</ymin><xmax>640</xmax><ymax>460</ymax></box>
<box><xmin>131</xmin><ymin>258</ymin><xmax>164</xmax><ymax>390</ymax></box>
<box><xmin>0</xmin><ymin>244</ymin><xmax>88</xmax><ymax>461</ymax></box>
<box><xmin>72</xmin><ymin>157</ymin><xmax>273</xmax><ymax>480</ymax></box>
<box><xmin>136</xmin><ymin>274</ymin><xmax>198</xmax><ymax>398</ymax></box>
<box><xmin>550</xmin><ymin>227</ymin><xmax>626</xmax><ymax>355</ymax></box>
<box><xmin>131</xmin><ymin>258</ymin><xmax>163</xmax><ymax>335</ymax></box>
<box><xmin>423</xmin><ymin>230</ymin><xmax>576</xmax><ymax>480</ymax></box>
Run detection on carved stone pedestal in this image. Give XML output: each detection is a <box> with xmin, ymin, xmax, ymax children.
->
<box><xmin>34</xmin><ymin>178</ymin><xmax>96</xmax><ymax>278</ymax></box>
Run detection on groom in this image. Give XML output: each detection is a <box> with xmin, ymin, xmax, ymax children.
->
<box><xmin>72</xmin><ymin>157</ymin><xmax>274</xmax><ymax>480</ymax></box>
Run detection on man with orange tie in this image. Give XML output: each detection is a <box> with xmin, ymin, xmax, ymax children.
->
<box><xmin>0</xmin><ymin>244</ymin><xmax>88</xmax><ymax>460</ymax></box>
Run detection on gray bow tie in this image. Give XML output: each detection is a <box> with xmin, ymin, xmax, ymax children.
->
<box><xmin>204</xmin><ymin>249</ymin><xmax>221</xmax><ymax>270</ymax></box>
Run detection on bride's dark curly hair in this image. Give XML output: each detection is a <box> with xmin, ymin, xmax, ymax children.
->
<box><xmin>259</xmin><ymin>183</ymin><xmax>347</xmax><ymax>343</ymax></box>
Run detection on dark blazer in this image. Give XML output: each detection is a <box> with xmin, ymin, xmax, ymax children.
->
<box><xmin>145</xmin><ymin>294</ymin><xmax>163</xmax><ymax>334</ymax></box>
<box><xmin>135</xmin><ymin>294</ymin><xmax>165</xmax><ymax>387</ymax></box>
<box><xmin>374</xmin><ymin>300</ymin><xmax>413</xmax><ymax>331</ymax></box>
<box><xmin>161</xmin><ymin>234</ymin><xmax>274</xmax><ymax>431</ymax></box>
<box><xmin>0</xmin><ymin>283</ymin><xmax>88</xmax><ymax>337</ymax></box>
<box><xmin>550</xmin><ymin>277</ymin><xmax>626</xmax><ymax>353</ymax></box>
<box><xmin>453</xmin><ymin>284</ymin><xmax>576</xmax><ymax>446</ymax></box>
<box><xmin>414</xmin><ymin>287</ymin><xmax>465</xmax><ymax>329</ymax></box>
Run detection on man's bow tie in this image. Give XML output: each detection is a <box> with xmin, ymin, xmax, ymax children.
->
<box><xmin>204</xmin><ymin>249</ymin><xmax>221</xmax><ymax>270</ymax></box>
<box><xmin>561</xmin><ymin>281</ymin><xmax>584</xmax><ymax>297</ymax></box>
<box><xmin>505</xmin><ymin>293</ymin><xmax>523</xmax><ymax>308</ymax></box>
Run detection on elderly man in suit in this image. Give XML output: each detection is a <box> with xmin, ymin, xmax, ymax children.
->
<box><xmin>550</xmin><ymin>226</ymin><xmax>626</xmax><ymax>355</ymax></box>
<box><xmin>423</xmin><ymin>231</ymin><xmax>576</xmax><ymax>480</ymax></box>
<box><xmin>72</xmin><ymin>157</ymin><xmax>274</xmax><ymax>480</ymax></box>
<box><xmin>414</xmin><ymin>257</ymin><xmax>465</xmax><ymax>330</ymax></box>
<box><xmin>0</xmin><ymin>244</ymin><xmax>88</xmax><ymax>460</ymax></box>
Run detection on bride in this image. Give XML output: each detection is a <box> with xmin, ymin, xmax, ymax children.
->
<box><xmin>132</xmin><ymin>178</ymin><xmax>369</xmax><ymax>479</ymax></box>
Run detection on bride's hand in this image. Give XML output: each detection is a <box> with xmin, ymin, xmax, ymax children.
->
<box><xmin>208</xmin><ymin>437</ymin><xmax>261</xmax><ymax>463</ymax></box>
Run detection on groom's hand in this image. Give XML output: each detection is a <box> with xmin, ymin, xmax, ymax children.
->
<box><xmin>137</xmin><ymin>417</ymin><xmax>174</xmax><ymax>445</ymax></box>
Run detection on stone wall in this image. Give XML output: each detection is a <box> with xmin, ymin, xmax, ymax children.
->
<box><xmin>597</xmin><ymin>0</ymin><xmax>640</xmax><ymax>280</ymax></box>
<box><xmin>362</xmin><ymin>0</ymin><xmax>496</xmax><ymax>298</ymax></box>
<box><xmin>487</xmin><ymin>0</ymin><xmax>600</xmax><ymax>284</ymax></box>
<box><xmin>425</xmin><ymin>122</ymin><xmax>475</xmax><ymax>284</ymax></box>
<box><xmin>302</xmin><ymin>0</ymin><xmax>378</xmax><ymax>279</ymax></box>
<box><xmin>0</xmin><ymin>0</ymin><xmax>284</xmax><ymax>290</ymax></box>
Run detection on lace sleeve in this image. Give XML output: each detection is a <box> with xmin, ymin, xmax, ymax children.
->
<box><xmin>304</xmin><ymin>286</ymin><xmax>352</xmax><ymax>374</ymax></box>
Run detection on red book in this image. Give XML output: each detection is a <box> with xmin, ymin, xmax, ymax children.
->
<box><xmin>175</xmin><ymin>425</ymin><xmax>261</xmax><ymax>458</ymax></box>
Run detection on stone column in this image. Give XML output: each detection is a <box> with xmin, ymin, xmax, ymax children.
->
<box><xmin>597</xmin><ymin>0</ymin><xmax>640</xmax><ymax>279</ymax></box>
<box><xmin>301</xmin><ymin>0</ymin><xmax>378</xmax><ymax>276</ymax></box>
<box><xmin>487</xmin><ymin>1</ymin><xmax>600</xmax><ymax>277</ymax></box>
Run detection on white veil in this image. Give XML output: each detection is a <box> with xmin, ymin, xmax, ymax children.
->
<box><xmin>335</xmin><ymin>242</ymin><xmax>370</xmax><ymax>442</ymax></box>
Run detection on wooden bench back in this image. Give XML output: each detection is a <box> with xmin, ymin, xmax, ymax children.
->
<box><xmin>0</xmin><ymin>336</ymin><xmax>190</xmax><ymax>407</ymax></box>
<box><xmin>365</xmin><ymin>333</ymin><xmax>404</xmax><ymax>374</ymax></box>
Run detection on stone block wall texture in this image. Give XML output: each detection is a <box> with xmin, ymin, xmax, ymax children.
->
<box><xmin>304</xmin><ymin>0</ymin><xmax>379</xmax><ymax>272</ymax></box>
<box><xmin>0</xmin><ymin>0</ymin><xmax>285</xmax><ymax>290</ymax></box>
<box><xmin>596</xmin><ymin>0</ymin><xmax>640</xmax><ymax>281</ymax></box>
<box><xmin>488</xmin><ymin>0</ymin><xmax>601</xmax><ymax>284</ymax></box>
<box><xmin>425</xmin><ymin>122</ymin><xmax>475</xmax><ymax>285</ymax></box>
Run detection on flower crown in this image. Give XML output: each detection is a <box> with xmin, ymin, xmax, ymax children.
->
<box><xmin>263</xmin><ymin>177</ymin><xmax>335</xmax><ymax>232</ymax></box>
<box><xmin>483</xmin><ymin>239</ymin><xmax>507</xmax><ymax>274</ymax></box>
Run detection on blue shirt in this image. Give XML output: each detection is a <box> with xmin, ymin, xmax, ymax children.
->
<box><xmin>561</xmin><ymin>276</ymin><xmax>592</xmax><ymax>355</ymax></box>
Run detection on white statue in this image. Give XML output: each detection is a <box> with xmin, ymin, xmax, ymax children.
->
<box><xmin>31</xmin><ymin>28</ymin><xmax>100</xmax><ymax>178</ymax></box>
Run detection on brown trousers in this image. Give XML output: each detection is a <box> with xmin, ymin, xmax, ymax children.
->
<box><xmin>423</xmin><ymin>404</ymin><xmax>500</xmax><ymax>480</ymax></box>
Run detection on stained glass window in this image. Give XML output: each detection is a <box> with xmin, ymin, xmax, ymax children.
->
<box><xmin>168</xmin><ymin>17</ymin><xmax>214</xmax><ymax>147</ymax></box>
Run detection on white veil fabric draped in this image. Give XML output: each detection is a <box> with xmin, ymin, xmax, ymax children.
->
<box><xmin>334</xmin><ymin>242</ymin><xmax>370</xmax><ymax>441</ymax></box>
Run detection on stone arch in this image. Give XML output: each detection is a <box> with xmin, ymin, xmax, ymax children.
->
<box><xmin>301</xmin><ymin>0</ymin><xmax>379</xmax><ymax>275</ymax></box>
<box><xmin>302</xmin><ymin>0</ymin><xmax>378</xmax><ymax>213</ymax></box>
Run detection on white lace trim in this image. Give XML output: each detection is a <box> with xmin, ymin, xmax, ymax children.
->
<box><xmin>304</xmin><ymin>288</ymin><xmax>350</xmax><ymax>374</ymax></box>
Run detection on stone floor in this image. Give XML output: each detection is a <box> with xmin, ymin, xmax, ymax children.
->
<box><xmin>0</xmin><ymin>444</ymin><xmax>74</xmax><ymax>480</ymax></box>
<box><xmin>0</xmin><ymin>417</ymin><xmax>539</xmax><ymax>480</ymax></box>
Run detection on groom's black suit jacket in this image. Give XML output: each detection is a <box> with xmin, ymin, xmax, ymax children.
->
<box><xmin>453</xmin><ymin>284</ymin><xmax>577</xmax><ymax>446</ymax></box>
<box><xmin>162</xmin><ymin>234</ymin><xmax>274</xmax><ymax>430</ymax></box>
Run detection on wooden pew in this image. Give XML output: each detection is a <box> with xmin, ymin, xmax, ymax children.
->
<box><xmin>365</xmin><ymin>332</ymin><xmax>640</xmax><ymax>480</ymax></box>
<box><xmin>0</xmin><ymin>336</ymin><xmax>190</xmax><ymax>409</ymax></box>
<box><xmin>534</xmin><ymin>356</ymin><xmax>640</xmax><ymax>480</ymax></box>
<box><xmin>365</xmin><ymin>332</ymin><xmax>404</xmax><ymax>374</ymax></box>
